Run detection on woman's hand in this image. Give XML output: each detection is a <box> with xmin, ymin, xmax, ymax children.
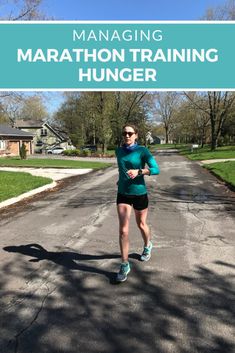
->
<box><xmin>127</xmin><ymin>169</ymin><xmax>139</xmax><ymax>179</ymax></box>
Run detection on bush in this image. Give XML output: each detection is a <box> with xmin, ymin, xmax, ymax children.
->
<box><xmin>63</xmin><ymin>149</ymin><xmax>79</xmax><ymax>156</ymax></box>
<box><xmin>63</xmin><ymin>149</ymin><xmax>91</xmax><ymax>157</ymax></box>
<box><xmin>107</xmin><ymin>145</ymin><xmax>116</xmax><ymax>150</ymax></box>
<box><xmin>80</xmin><ymin>149</ymin><xmax>90</xmax><ymax>157</ymax></box>
<box><xmin>63</xmin><ymin>149</ymin><xmax>116</xmax><ymax>158</ymax></box>
<box><xmin>19</xmin><ymin>143</ymin><xmax>27</xmax><ymax>160</ymax></box>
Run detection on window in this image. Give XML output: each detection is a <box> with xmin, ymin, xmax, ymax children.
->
<box><xmin>0</xmin><ymin>140</ymin><xmax>6</xmax><ymax>150</ymax></box>
<box><xmin>41</xmin><ymin>129</ymin><xmax>47</xmax><ymax>136</ymax></box>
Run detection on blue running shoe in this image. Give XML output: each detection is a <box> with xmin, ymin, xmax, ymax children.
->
<box><xmin>140</xmin><ymin>241</ymin><xmax>153</xmax><ymax>261</ymax></box>
<box><xmin>116</xmin><ymin>262</ymin><xmax>131</xmax><ymax>282</ymax></box>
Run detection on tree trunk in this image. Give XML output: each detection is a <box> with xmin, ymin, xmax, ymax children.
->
<box><xmin>165</xmin><ymin>126</ymin><xmax>169</xmax><ymax>144</ymax></box>
<box><xmin>210</xmin><ymin>112</ymin><xmax>217</xmax><ymax>151</ymax></box>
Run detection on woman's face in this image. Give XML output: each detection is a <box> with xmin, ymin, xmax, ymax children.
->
<box><xmin>122</xmin><ymin>126</ymin><xmax>137</xmax><ymax>145</ymax></box>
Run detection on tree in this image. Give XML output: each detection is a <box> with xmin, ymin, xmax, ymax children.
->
<box><xmin>19</xmin><ymin>142</ymin><xmax>27</xmax><ymax>159</ymax></box>
<box><xmin>0</xmin><ymin>0</ymin><xmax>48</xmax><ymax>118</ymax></box>
<box><xmin>109</xmin><ymin>92</ymin><xmax>149</xmax><ymax>146</ymax></box>
<box><xmin>0</xmin><ymin>101</ymin><xmax>9</xmax><ymax>124</ymax></box>
<box><xmin>153</xmin><ymin>92</ymin><xmax>181</xmax><ymax>143</ymax></box>
<box><xmin>220</xmin><ymin>108</ymin><xmax>235</xmax><ymax>145</ymax></box>
<box><xmin>0</xmin><ymin>93</ymin><xmax>23</xmax><ymax>126</ymax></box>
<box><xmin>0</xmin><ymin>93</ymin><xmax>49</xmax><ymax>125</ymax></box>
<box><xmin>171</xmin><ymin>96</ymin><xmax>211</xmax><ymax>146</ymax></box>
<box><xmin>0</xmin><ymin>0</ymin><xmax>45</xmax><ymax>21</ymax></box>
<box><xmin>18</xmin><ymin>95</ymin><xmax>49</xmax><ymax>121</ymax></box>
<box><xmin>55</xmin><ymin>92</ymin><xmax>150</xmax><ymax>150</ymax></box>
<box><xmin>202</xmin><ymin>0</ymin><xmax>235</xmax><ymax>20</ymax></box>
<box><xmin>184</xmin><ymin>92</ymin><xmax>235</xmax><ymax>150</ymax></box>
<box><xmin>55</xmin><ymin>92</ymin><xmax>85</xmax><ymax>147</ymax></box>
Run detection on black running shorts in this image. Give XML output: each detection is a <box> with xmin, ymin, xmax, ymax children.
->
<box><xmin>116</xmin><ymin>193</ymin><xmax>149</xmax><ymax>211</ymax></box>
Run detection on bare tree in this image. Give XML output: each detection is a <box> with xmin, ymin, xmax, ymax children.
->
<box><xmin>18</xmin><ymin>95</ymin><xmax>49</xmax><ymax>121</ymax></box>
<box><xmin>202</xmin><ymin>0</ymin><xmax>235</xmax><ymax>20</ymax></box>
<box><xmin>154</xmin><ymin>92</ymin><xmax>181</xmax><ymax>144</ymax></box>
<box><xmin>0</xmin><ymin>92</ymin><xmax>26</xmax><ymax>125</ymax></box>
<box><xmin>0</xmin><ymin>0</ymin><xmax>45</xmax><ymax>21</ymax></box>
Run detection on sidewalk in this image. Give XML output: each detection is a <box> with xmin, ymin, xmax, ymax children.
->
<box><xmin>0</xmin><ymin>167</ymin><xmax>93</xmax><ymax>209</ymax></box>
<box><xmin>199</xmin><ymin>158</ymin><xmax>235</xmax><ymax>164</ymax></box>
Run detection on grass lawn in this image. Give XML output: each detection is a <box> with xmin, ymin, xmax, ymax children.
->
<box><xmin>0</xmin><ymin>171</ymin><xmax>53</xmax><ymax>202</ymax></box>
<box><xmin>0</xmin><ymin>157</ymin><xmax>112</xmax><ymax>169</ymax></box>
<box><xmin>149</xmin><ymin>144</ymin><xmax>183</xmax><ymax>152</ymax></box>
<box><xmin>178</xmin><ymin>145</ymin><xmax>235</xmax><ymax>160</ymax></box>
<box><xmin>204</xmin><ymin>161</ymin><xmax>235</xmax><ymax>188</ymax></box>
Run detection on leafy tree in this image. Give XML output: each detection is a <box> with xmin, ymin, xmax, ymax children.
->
<box><xmin>184</xmin><ymin>92</ymin><xmax>235</xmax><ymax>150</ymax></box>
<box><xmin>171</xmin><ymin>96</ymin><xmax>210</xmax><ymax>146</ymax></box>
<box><xmin>55</xmin><ymin>92</ymin><xmax>150</xmax><ymax>151</ymax></box>
<box><xmin>55</xmin><ymin>92</ymin><xmax>85</xmax><ymax>147</ymax></box>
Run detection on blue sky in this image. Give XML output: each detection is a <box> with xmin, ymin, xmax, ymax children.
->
<box><xmin>44</xmin><ymin>0</ymin><xmax>226</xmax><ymax>21</ymax></box>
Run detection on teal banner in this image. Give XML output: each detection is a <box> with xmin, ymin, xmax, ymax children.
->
<box><xmin>0</xmin><ymin>21</ymin><xmax>235</xmax><ymax>90</ymax></box>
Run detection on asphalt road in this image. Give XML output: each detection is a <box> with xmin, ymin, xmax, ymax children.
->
<box><xmin>0</xmin><ymin>151</ymin><xmax>234</xmax><ymax>353</ymax></box>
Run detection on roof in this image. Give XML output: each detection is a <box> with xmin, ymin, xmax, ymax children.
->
<box><xmin>14</xmin><ymin>120</ymin><xmax>69</xmax><ymax>142</ymax></box>
<box><xmin>50</xmin><ymin>126</ymin><xmax>69</xmax><ymax>141</ymax></box>
<box><xmin>14</xmin><ymin>120</ymin><xmax>44</xmax><ymax>128</ymax></box>
<box><xmin>0</xmin><ymin>124</ymin><xmax>34</xmax><ymax>137</ymax></box>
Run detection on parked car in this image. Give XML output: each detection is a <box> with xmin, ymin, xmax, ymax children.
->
<box><xmin>34</xmin><ymin>141</ymin><xmax>43</xmax><ymax>154</ymax></box>
<box><xmin>80</xmin><ymin>145</ymin><xmax>97</xmax><ymax>152</ymax></box>
<box><xmin>67</xmin><ymin>144</ymin><xmax>76</xmax><ymax>150</ymax></box>
<box><xmin>34</xmin><ymin>148</ymin><xmax>43</xmax><ymax>154</ymax></box>
<box><xmin>47</xmin><ymin>147</ymin><xmax>65</xmax><ymax>155</ymax></box>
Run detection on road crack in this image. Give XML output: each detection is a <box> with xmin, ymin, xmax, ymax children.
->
<box><xmin>7</xmin><ymin>284</ymin><xmax>54</xmax><ymax>353</ymax></box>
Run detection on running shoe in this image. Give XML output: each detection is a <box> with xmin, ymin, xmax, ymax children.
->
<box><xmin>116</xmin><ymin>262</ymin><xmax>131</xmax><ymax>282</ymax></box>
<box><xmin>140</xmin><ymin>241</ymin><xmax>153</xmax><ymax>261</ymax></box>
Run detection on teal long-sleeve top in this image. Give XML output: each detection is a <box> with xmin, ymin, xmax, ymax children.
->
<box><xmin>115</xmin><ymin>145</ymin><xmax>160</xmax><ymax>196</ymax></box>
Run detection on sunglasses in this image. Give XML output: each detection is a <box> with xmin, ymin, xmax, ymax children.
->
<box><xmin>122</xmin><ymin>131</ymin><xmax>135</xmax><ymax>137</ymax></box>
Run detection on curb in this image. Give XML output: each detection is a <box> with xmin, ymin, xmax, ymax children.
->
<box><xmin>0</xmin><ymin>181</ymin><xmax>57</xmax><ymax>210</ymax></box>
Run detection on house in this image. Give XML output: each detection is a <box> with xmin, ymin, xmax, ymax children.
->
<box><xmin>15</xmin><ymin>120</ymin><xmax>71</xmax><ymax>152</ymax></box>
<box><xmin>153</xmin><ymin>135</ymin><xmax>166</xmax><ymax>144</ymax></box>
<box><xmin>0</xmin><ymin>124</ymin><xmax>34</xmax><ymax>157</ymax></box>
<box><xmin>146</xmin><ymin>132</ymin><xmax>168</xmax><ymax>145</ymax></box>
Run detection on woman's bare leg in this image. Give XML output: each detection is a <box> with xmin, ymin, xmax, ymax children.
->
<box><xmin>134</xmin><ymin>208</ymin><xmax>151</xmax><ymax>246</ymax></box>
<box><xmin>117</xmin><ymin>203</ymin><xmax>132</xmax><ymax>262</ymax></box>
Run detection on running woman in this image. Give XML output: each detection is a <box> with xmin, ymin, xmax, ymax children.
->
<box><xmin>115</xmin><ymin>124</ymin><xmax>160</xmax><ymax>282</ymax></box>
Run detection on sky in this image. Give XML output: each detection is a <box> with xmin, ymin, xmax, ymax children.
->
<box><xmin>44</xmin><ymin>0</ymin><xmax>226</xmax><ymax>21</ymax></box>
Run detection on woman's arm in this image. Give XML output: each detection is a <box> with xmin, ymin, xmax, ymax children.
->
<box><xmin>144</xmin><ymin>148</ymin><xmax>160</xmax><ymax>175</ymax></box>
<box><xmin>126</xmin><ymin>149</ymin><xmax>160</xmax><ymax>179</ymax></box>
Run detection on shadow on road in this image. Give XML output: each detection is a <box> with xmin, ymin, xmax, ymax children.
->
<box><xmin>3</xmin><ymin>244</ymin><xmax>140</xmax><ymax>282</ymax></box>
<box><xmin>1</xmin><ymin>244</ymin><xmax>234</xmax><ymax>353</ymax></box>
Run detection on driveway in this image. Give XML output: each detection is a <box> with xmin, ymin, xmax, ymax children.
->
<box><xmin>0</xmin><ymin>167</ymin><xmax>93</xmax><ymax>209</ymax></box>
<box><xmin>0</xmin><ymin>151</ymin><xmax>234</xmax><ymax>353</ymax></box>
<box><xmin>0</xmin><ymin>166</ymin><xmax>93</xmax><ymax>181</ymax></box>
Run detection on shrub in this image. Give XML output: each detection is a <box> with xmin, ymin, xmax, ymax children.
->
<box><xmin>19</xmin><ymin>143</ymin><xmax>27</xmax><ymax>160</ymax></box>
<box><xmin>80</xmin><ymin>149</ymin><xmax>90</xmax><ymax>157</ymax></box>
<box><xmin>63</xmin><ymin>149</ymin><xmax>79</xmax><ymax>156</ymax></box>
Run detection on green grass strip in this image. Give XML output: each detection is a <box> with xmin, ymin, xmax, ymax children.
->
<box><xmin>178</xmin><ymin>145</ymin><xmax>235</xmax><ymax>160</ymax></box>
<box><xmin>0</xmin><ymin>157</ymin><xmax>112</xmax><ymax>169</ymax></box>
<box><xmin>204</xmin><ymin>161</ymin><xmax>235</xmax><ymax>187</ymax></box>
<box><xmin>0</xmin><ymin>171</ymin><xmax>53</xmax><ymax>202</ymax></box>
